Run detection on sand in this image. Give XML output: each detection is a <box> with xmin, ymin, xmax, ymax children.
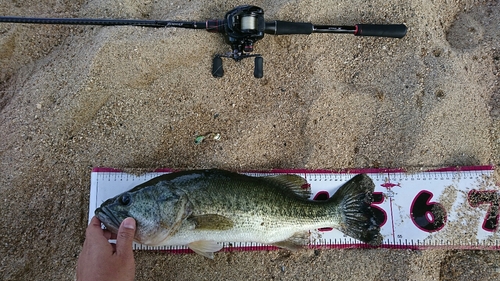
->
<box><xmin>1</xmin><ymin>0</ymin><xmax>499</xmax><ymax>280</ymax></box>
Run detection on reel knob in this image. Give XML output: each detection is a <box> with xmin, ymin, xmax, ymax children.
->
<box><xmin>254</xmin><ymin>56</ymin><xmax>263</xmax><ymax>78</ymax></box>
<box><xmin>212</xmin><ymin>56</ymin><xmax>224</xmax><ymax>77</ymax></box>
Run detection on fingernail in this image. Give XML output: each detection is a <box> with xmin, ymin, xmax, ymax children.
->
<box><xmin>122</xmin><ymin>217</ymin><xmax>136</xmax><ymax>230</ymax></box>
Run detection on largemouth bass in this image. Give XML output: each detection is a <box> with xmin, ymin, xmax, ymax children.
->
<box><xmin>95</xmin><ymin>169</ymin><xmax>382</xmax><ymax>258</ymax></box>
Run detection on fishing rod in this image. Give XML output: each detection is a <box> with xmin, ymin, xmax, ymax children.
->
<box><xmin>0</xmin><ymin>5</ymin><xmax>407</xmax><ymax>78</ymax></box>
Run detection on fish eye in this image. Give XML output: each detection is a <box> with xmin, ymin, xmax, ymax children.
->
<box><xmin>119</xmin><ymin>193</ymin><xmax>131</xmax><ymax>206</ymax></box>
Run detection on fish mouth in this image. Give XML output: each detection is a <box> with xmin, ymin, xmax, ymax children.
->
<box><xmin>95</xmin><ymin>206</ymin><xmax>121</xmax><ymax>233</ymax></box>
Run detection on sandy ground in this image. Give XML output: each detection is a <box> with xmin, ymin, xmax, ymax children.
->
<box><xmin>1</xmin><ymin>0</ymin><xmax>500</xmax><ymax>280</ymax></box>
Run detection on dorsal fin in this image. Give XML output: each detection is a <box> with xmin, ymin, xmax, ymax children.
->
<box><xmin>261</xmin><ymin>174</ymin><xmax>311</xmax><ymax>199</ymax></box>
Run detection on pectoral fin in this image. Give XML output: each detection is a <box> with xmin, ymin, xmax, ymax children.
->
<box><xmin>188</xmin><ymin>240</ymin><xmax>223</xmax><ymax>259</ymax></box>
<box><xmin>189</xmin><ymin>214</ymin><xmax>234</xmax><ymax>230</ymax></box>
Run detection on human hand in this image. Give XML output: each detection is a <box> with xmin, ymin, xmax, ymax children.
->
<box><xmin>76</xmin><ymin>216</ymin><xmax>136</xmax><ymax>281</ymax></box>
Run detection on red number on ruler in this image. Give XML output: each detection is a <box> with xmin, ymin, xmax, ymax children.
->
<box><xmin>410</xmin><ymin>190</ymin><xmax>447</xmax><ymax>232</ymax></box>
<box><xmin>313</xmin><ymin>191</ymin><xmax>333</xmax><ymax>231</ymax></box>
<box><xmin>468</xmin><ymin>190</ymin><xmax>500</xmax><ymax>232</ymax></box>
<box><xmin>371</xmin><ymin>192</ymin><xmax>387</xmax><ymax>227</ymax></box>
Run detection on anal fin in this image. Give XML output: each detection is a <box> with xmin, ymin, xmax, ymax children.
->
<box><xmin>188</xmin><ymin>240</ymin><xmax>223</xmax><ymax>259</ymax></box>
<box><xmin>271</xmin><ymin>231</ymin><xmax>309</xmax><ymax>251</ymax></box>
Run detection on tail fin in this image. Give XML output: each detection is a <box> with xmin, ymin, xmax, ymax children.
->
<box><xmin>329</xmin><ymin>173</ymin><xmax>382</xmax><ymax>246</ymax></box>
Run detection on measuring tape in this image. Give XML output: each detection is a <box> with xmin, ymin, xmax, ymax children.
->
<box><xmin>89</xmin><ymin>166</ymin><xmax>499</xmax><ymax>252</ymax></box>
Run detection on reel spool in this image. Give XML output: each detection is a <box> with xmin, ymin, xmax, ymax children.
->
<box><xmin>241</xmin><ymin>15</ymin><xmax>257</xmax><ymax>31</ymax></box>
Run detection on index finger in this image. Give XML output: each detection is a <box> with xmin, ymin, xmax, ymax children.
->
<box><xmin>85</xmin><ymin>216</ymin><xmax>105</xmax><ymax>237</ymax></box>
<box><xmin>103</xmin><ymin>229</ymin><xmax>117</xmax><ymax>240</ymax></box>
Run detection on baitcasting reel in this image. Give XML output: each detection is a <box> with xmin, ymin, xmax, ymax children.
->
<box><xmin>207</xmin><ymin>6</ymin><xmax>265</xmax><ymax>78</ymax></box>
<box><xmin>0</xmin><ymin>5</ymin><xmax>407</xmax><ymax>78</ymax></box>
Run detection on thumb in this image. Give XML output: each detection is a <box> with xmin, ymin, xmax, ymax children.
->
<box><xmin>116</xmin><ymin>217</ymin><xmax>136</xmax><ymax>258</ymax></box>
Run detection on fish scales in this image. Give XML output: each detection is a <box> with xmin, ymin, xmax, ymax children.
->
<box><xmin>163</xmin><ymin>171</ymin><xmax>340</xmax><ymax>244</ymax></box>
<box><xmin>179</xmin><ymin>171</ymin><xmax>337</xmax><ymax>223</ymax></box>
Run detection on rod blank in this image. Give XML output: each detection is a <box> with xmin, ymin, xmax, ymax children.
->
<box><xmin>0</xmin><ymin>16</ymin><xmax>206</xmax><ymax>29</ymax></box>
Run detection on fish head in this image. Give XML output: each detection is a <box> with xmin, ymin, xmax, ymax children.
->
<box><xmin>95</xmin><ymin>182</ymin><xmax>190</xmax><ymax>246</ymax></box>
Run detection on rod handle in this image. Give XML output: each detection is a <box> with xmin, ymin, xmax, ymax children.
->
<box><xmin>354</xmin><ymin>24</ymin><xmax>407</xmax><ymax>38</ymax></box>
<box><xmin>265</xmin><ymin>21</ymin><xmax>313</xmax><ymax>35</ymax></box>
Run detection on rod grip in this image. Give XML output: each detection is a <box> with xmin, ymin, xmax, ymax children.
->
<box><xmin>354</xmin><ymin>24</ymin><xmax>407</xmax><ymax>38</ymax></box>
<box><xmin>265</xmin><ymin>21</ymin><xmax>313</xmax><ymax>35</ymax></box>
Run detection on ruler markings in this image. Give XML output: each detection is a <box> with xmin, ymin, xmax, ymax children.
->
<box><xmin>89</xmin><ymin>167</ymin><xmax>499</xmax><ymax>251</ymax></box>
